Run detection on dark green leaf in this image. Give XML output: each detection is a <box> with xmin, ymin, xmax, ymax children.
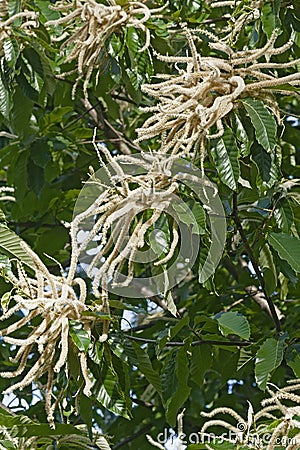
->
<box><xmin>215</xmin><ymin>312</ymin><xmax>250</xmax><ymax>340</ymax></box>
<box><xmin>132</xmin><ymin>341</ymin><xmax>162</xmax><ymax>394</ymax></box>
<box><xmin>274</xmin><ymin>199</ymin><xmax>294</xmax><ymax>233</ymax></box>
<box><xmin>251</xmin><ymin>143</ymin><xmax>278</xmax><ymax>189</ymax></box>
<box><xmin>261</xmin><ymin>0</ymin><xmax>281</xmax><ymax>38</ymax></box>
<box><xmin>94</xmin><ymin>365</ymin><xmax>131</xmax><ymax>419</ymax></box>
<box><xmin>268</xmin><ymin>232</ymin><xmax>300</xmax><ymax>273</ymax></box>
<box><xmin>0</xmin><ymin>75</ymin><xmax>10</xmax><ymax>119</ymax></box>
<box><xmin>69</xmin><ymin>321</ymin><xmax>91</xmax><ymax>352</ymax></box>
<box><xmin>165</xmin><ymin>343</ymin><xmax>191</xmax><ymax>426</ymax></box>
<box><xmin>210</xmin><ymin>128</ymin><xmax>240</xmax><ymax>190</ymax></box>
<box><xmin>255</xmin><ymin>336</ymin><xmax>286</xmax><ymax>390</ymax></box>
<box><xmin>27</xmin><ymin>160</ymin><xmax>44</xmax><ymax>197</ymax></box>
<box><xmin>190</xmin><ymin>345</ymin><xmax>213</xmax><ymax>386</ymax></box>
<box><xmin>242</xmin><ymin>98</ymin><xmax>277</xmax><ymax>153</ymax></box>
<box><xmin>3</xmin><ymin>38</ymin><xmax>19</xmax><ymax>68</ymax></box>
<box><xmin>0</xmin><ymin>224</ymin><xmax>35</xmax><ymax>271</ymax></box>
<box><xmin>258</xmin><ymin>243</ymin><xmax>277</xmax><ymax>296</ymax></box>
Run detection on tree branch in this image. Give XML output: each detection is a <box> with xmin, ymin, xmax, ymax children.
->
<box><xmin>125</xmin><ymin>334</ymin><xmax>253</xmax><ymax>347</ymax></box>
<box><xmin>232</xmin><ymin>193</ymin><xmax>282</xmax><ymax>333</ymax></box>
<box><xmin>112</xmin><ymin>423</ymin><xmax>153</xmax><ymax>450</ymax></box>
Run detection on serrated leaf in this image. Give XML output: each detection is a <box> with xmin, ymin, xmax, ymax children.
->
<box><xmin>11</xmin><ymin>85</ymin><xmax>33</xmax><ymax>136</ymax></box>
<box><xmin>157</xmin><ymin>315</ymin><xmax>189</xmax><ymax>352</ymax></box>
<box><xmin>210</xmin><ymin>128</ymin><xmax>240</xmax><ymax>190</ymax></box>
<box><xmin>166</xmin><ymin>291</ymin><xmax>177</xmax><ymax>317</ymax></box>
<box><xmin>165</xmin><ymin>344</ymin><xmax>191</xmax><ymax>426</ymax></box>
<box><xmin>198</xmin><ymin>243</ymin><xmax>215</xmax><ymax>284</ymax></box>
<box><xmin>126</xmin><ymin>28</ymin><xmax>140</xmax><ymax>54</ymax></box>
<box><xmin>255</xmin><ymin>337</ymin><xmax>285</xmax><ymax>390</ymax></box>
<box><xmin>274</xmin><ymin>199</ymin><xmax>294</xmax><ymax>233</ymax></box>
<box><xmin>190</xmin><ymin>201</ymin><xmax>206</xmax><ymax>234</ymax></box>
<box><xmin>3</xmin><ymin>38</ymin><xmax>19</xmax><ymax>68</ymax></box>
<box><xmin>69</xmin><ymin>321</ymin><xmax>91</xmax><ymax>352</ymax></box>
<box><xmin>0</xmin><ymin>75</ymin><xmax>10</xmax><ymax>119</ymax></box>
<box><xmin>237</xmin><ymin>347</ymin><xmax>253</xmax><ymax>371</ymax></box>
<box><xmin>132</xmin><ymin>341</ymin><xmax>162</xmax><ymax>394</ymax></box>
<box><xmin>242</xmin><ymin>98</ymin><xmax>277</xmax><ymax>152</ymax></box>
<box><xmin>27</xmin><ymin>160</ymin><xmax>44</xmax><ymax>197</ymax></box>
<box><xmin>234</xmin><ymin>113</ymin><xmax>250</xmax><ymax>156</ymax></box>
<box><xmin>108</xmin><ymin>299</ymin><xmax>147</xmax><ymax>314</ymax></box>
<box><xmin>0</xmin><ymin>224</ymin><xmax>35</xmax><ymax>271</ymax></box>
<box><xmin>94</xmin><ymin>365</ymin><xmax>131</xmax><ymax>419</ymax></box>
<box><xmin>0</xmin><ymin>413</ymin><xmax>84</xmax><ymax>438</ymax></box>
<box><xmin>251</xmin><ymin>143</ymin><xmax>278</xmax><ymax>189</ymax></box>
<box><xmin>268</xmin><ymin>232</ymin><xmax>300</xmax><ymax>273</ymax></box>
<box><xmin>171</xmin><ymin>202</ymin><xmax>198</xmax><ymax>234</ymax></box>
<box><xmin>215</xmin><ymin>312</ymin><xmax>250</xmax><ymax>340</ymax></box>
<box><xmin>190</xmin><ymin>345</ymin><xmax>212</xmax><ymax>386</ymax></box>
<box><xmin>261</xmin><ymin>0</ymin><xmax>281</xmax><ymax>38</ymax></box>
<box><xmin>285</xmin><ymin>345</ymin><xmax>300</xmax><ymax>378</ymax></box>
<box><xmin>258</xmin><ymin>243</ymin><xmax>277</xmax><ymax>296</ymax></box>
<box><xmin>16</xmin><ymin>71</ymin><xmax>39</xmax><ymax>102</ymax></box>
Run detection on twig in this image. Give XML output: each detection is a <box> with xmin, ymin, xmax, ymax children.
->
<box><xmin>232</xmin><ymin>193</ymin><xmax>281</xmax><ymax>333</ymax></box>
<box><xmin>112</xmin><ymin>424</ymin><xmax>153</xmax><ymax>450</ymax></box>
<box><xmin>125</xmin><ymin>335</ymin><xmax>253</xmax><ymax>347</ymax></box>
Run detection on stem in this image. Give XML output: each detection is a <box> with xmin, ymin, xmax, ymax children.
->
<box><xmin>232</xmin><ymin>193</ymin><xmax>281</xmax><ymax>333</ymax></box>
<box><xmin>125</xmin><ymin>335</ymin><xmax>252</xmax><ymax>347</ymax></box>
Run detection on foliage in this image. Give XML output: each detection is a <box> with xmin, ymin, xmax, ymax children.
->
<box><xmin>0</xmin><ymin>0</ymin><xmax>299</xmax><ymax>449</ymax></box>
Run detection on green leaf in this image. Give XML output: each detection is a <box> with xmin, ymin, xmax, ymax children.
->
<box><xmin>94</xmin><ymin>365</ymin><xmax>131</xmax><ymax>419</ymax></box>
<box><xmin>237</xmin><ymin>347</ymin><xmax>253</xmax><ymax>371</ymax></box>
<box><xmin>16</xmin><ymin>71</ymin><xmax>39</xmax><ymax>102</ymax></box>
<box><xmin>0</xmin><ymin>75</ymin><xmax>10</xmax><ymax>119</ymax></box>
<box><xmin>0</xmin><ymin>413</ymin><xmax>84</xmax><ymax>438</ymax></box>
<box><xmin>165</xmin><ymin>344</ymin><xmax>191</xmax><ymax>426</ymax></box>
<box><xmin>40</xmin><ymin>106</ymin><xmax>74</xmax><ymax>130</ymax></box>
<box><xmin>69</xmin><ymin>321</ymin><xmax>91</xmax><ymax>352</ymax></box>
<box><xmin>171</xmin><ymin>202</ymin><xmax>199</xmax><ymax>234</ymax></box>
<box><xmin>190</xmin><ymin>201</ymin><xmax>206</xmax><ymax>234</ymax></box>
<box><xmin>210</xmin><ymin>128</ymin><xmax>240</xmax><ymax>190</ymax></box>
<box><xmin>166</xmin><ymin>291</ymin><xmax>177</xmax><ymax>317</ymax></box>
<box><xmin>27</xmin><ymin>160</ymin><xmax>44</xmax><ymax>197</ymax></box>
<box><xmin>215</xmin><ymin>312</ymin><xmax>251</xmax><ymax>340</ymax></box>
<box><xmin>285</xmin><ymin>345</ymin><xmax>300</xmax><ymax>378</ymax></box>
<box><xmin>106</xmin><ymin>299</ymin><xmax>147</xmax><ymax>314</ymax></box>
<box><xmin>162</xmin><ymin>350</ymin><xmax>177</xmax><ymax>404</ymax></box>
<box><xmin>11</xmin><ymin>85</ymin><xmax>33</xmax><ymax>137</ymax></box>
<box><xmin>258</xmin><ymin>243</ymin><xmax>277</xmax><ymax>296</ymax></box>
<box><xmin>132</xmin><ymin>341</ymin><xmax>162</xmax><ymax>394</ymax></box>
<box><xmin>158</xmin><ymin>315</ymin><xmax>189</xmax><ymax>352</ymax></box>
<box><xmin>261</xmin><ymin>0</ymin><xmax>281</xmax><ymax>38</ymax></box>
<box><xmin>255</xmin><ymin>336</ymin><xmax>285</xmax><ymax>390</ymax></box>
<box><xmin>234</xmin><ymin>113</ymin><xmax>250</xmax><ymax>156</ymax></box>
<box><xmin>268</xmin><ymin>232</ymin><xmax>300</xmax><ymax>273</ymax></box>
<box><xmin>0</xmin><ymin>224</ymin><xmax>35</xmax><ymax>271</ymax></box>
<box><xmin>251</xmin><ymin>143</ymin><xmax>278</xmax><ymax>189</ymax></box>
<box><xmin>242</xmin><ymin>98</ymin><xmax>277</xmax><ymax>153</ymax></box>
<box><xmin>30</xmin><ymin>138</ymin><xmax>51</xmax><ymax>168</ymax></box>
<box><xmin>126</xmin><ymin>28</ymin><xmax>140</xmax><ymax>54</ymax></box>
<box><xmin>3</xmin><ymin>38</ymin><xmax>19</xmax><ymax>68</ymax></box>
<box><xmin>190</xmin><ymin>345</ymin><xmax>213</xmax><ymax>386</ymax></box>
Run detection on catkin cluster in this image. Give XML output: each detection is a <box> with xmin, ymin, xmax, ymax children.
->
<box><xmin>70</xmin><ymin>142</ymin><xmax>182</xmax><ymax>297</ymax></box>
<box><xmin>0</xmin><ymin>239</ymin><xmax>107</xmax><ymax>426</ymax></box>
<box><xmin>199</xmin><ymin>380</ymin><xmax>300</xmax><ymax>450</ymax></box>
<box><xmin>136</xmin><ymin>27</ymin><xmax>300</xmax><ymax>168</ymax></box>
